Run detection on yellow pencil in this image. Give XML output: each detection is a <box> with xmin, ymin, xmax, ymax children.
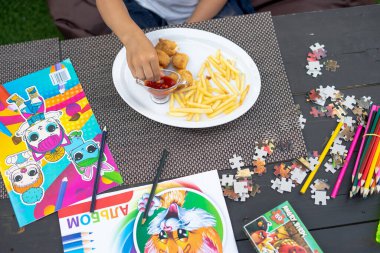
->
<box><xmin>363</xmin><ymin>142</ymin><xmax>380</xmax><ymax>198</ymax></box>
<box><xmin>300</xmin><ymin>121</ymin><xmax>344</xmax><ymax>194</ymax></box>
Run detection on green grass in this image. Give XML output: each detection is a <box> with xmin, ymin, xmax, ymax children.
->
<box><xmin>0</xmin><ymin>0</ymin><xmax>62</xmax><ymax>45</ymax></box>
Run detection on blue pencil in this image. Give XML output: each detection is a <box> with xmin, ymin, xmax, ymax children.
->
<box><xmin>64</xmin><ymin>247</ymin><xmax>95</xmax><ymax>253</ymax></box>
<box><xmin>55</xmin><ymin>177</ymin><xmax>68</xmax><ymax>211</ymax></box>
<box><xmin>62</xmin><ymin>232</ymin><xmax>92</xmax><ymax>243</ymax></box>
<box><xmin>63</xmin><ymin>240</ymin><xmax>93</xmax><ymax>251</ymax></box>
<box><xmin>0</xmin><ymin>121</ymin><xmax>12</xmax><ymax>137</ymax></box>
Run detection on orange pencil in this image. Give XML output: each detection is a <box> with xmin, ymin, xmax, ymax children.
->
<box><xmin>359</xmin><ymin>120</ymin><xmax>380</xmax><ymax>187</ymax></box>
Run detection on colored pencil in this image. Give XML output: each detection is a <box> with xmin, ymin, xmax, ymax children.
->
<box><xmin>363</xmin><ymin>132</ymin><xmax>380</xmax><ymax>197</ymax></box>
<box><xmin>359</xmin><ymin>116</ymin><xmax>380</xmax><ymax>187</ymax></box>
<box><xmin>351</xmin><ymin>110</ymin><xmax>380</xmax><ymax>195</ymax></box>
<box><xmin>65</xmin><ymin>248</ymin><xmax>95</xmax><ymax>253</ymax></box>
<box><xmin>90</xmin><ymin>126</ymin><xmax>108</xmax><ymax>213</ymax></box>
<box><xmin>141</xmin><ymin>149</ymin><xmax>169</xmax><ymax>225</ymax></box>
<box><xmin>55</xmin><ymin>177</ymin><xmax>68</xmax><ymax>211</ymax></box>
<box><xmin>62</xmin><ymin>232</ymin><xmax>92</xmax><ymax>243</ymax></box>
<box><xmin>331</xmin><ymin>125</ymin><xmax>363</xmax><ymax>198</ymax></box>
<box><xmin>352</xmin><ymin>105</ymin><xmax>378</xmax><ymax>182</ymax></box>
<box><xmin>63</xmin><ymin>240</ymin><xmax>93</xmax><ymax>251</ymax></box>
<box><xmin>301</xmin><ymin>120</ymin><xmax>344</xmax><ymax>194</ymax></box>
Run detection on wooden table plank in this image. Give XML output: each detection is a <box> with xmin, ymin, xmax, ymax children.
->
<box><xmin>274</xmin><ymin>4</ymin><xmax>380</xmax><ymax>94</ymax></box>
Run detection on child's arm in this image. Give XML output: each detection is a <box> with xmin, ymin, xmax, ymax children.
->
<box><xmin>96</xmin><ymin>0</ymin><xmax>161</xmax><ymax>81</ymax></box>
<box><xmin>187</xmin><ymin>0</ymin><xmax>228</xmax><ymax>23</ymax></box>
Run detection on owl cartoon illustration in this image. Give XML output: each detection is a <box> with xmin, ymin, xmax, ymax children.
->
<box><xmin>139</xmin><ymin>190</ymin><xmax>223</xmax><ymax>253</ymax></box>
<box><xmin>8</xmin><ymin>86</ymin><xmax>70</xmax><ymax>162</ymax></box>
<box><xmin>5</xmin><ymin>151</ymin><xmax>44</xmax><ymax>205</ymax></box>
<box><xmin>64</xmin><ymin>130</ymin><xmax>114</xmax><ymax>181</ymax></box>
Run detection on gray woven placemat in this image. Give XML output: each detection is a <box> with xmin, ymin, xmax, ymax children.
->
<box><xmin>60</xmin><ymin>12</ymin><xmax>307</xmax><ymax>186</ymax></box>
<box><xmin>0</xmin><ymin>38</ymin><xmax>60</xmax><ymax>199</ymax></box>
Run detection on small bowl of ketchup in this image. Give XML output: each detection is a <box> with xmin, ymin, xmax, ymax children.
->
<box><xmin>136</xmin><ymin>69</ymin><xmax>186</xmax><ymax>104</ymax></box>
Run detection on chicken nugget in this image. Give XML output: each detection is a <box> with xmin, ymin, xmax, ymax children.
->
<box><xmin>167</xmin><ymin>72</ymin><xmax>179</xmax><ymax>82</ymax></box>
<box><xmin>156</xmin><ymin>49</ymin><xmax>170</xmax><ymax>68</ymax></box>
<box><xmin>155</xmin><ymin>38</ymin><xmax>177</xmax><ymax>56</ymax></box>
<box><xmin>178</xmin><ymin>69</ymin><xmax>193</xmax><ymax>85</ymax></box>
<box><xmin>172</xmin><ymin>52</ymin><xmax>189</xmax><ymax>70</ymax></box>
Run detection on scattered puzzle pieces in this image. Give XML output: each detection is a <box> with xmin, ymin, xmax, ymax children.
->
<box><xmin>311</xmin><ymin>191</ymin><xmax>330</xmax><ymax>205</ymax></box>
<box><xmin>280</xmin><ymin>178</ymin><xmax>296</xmax><ymax>192</ymax></box>
<box><xmin>342</xmin><ymin>95</ymin><xmax>356</xmax><ymax>110</ymax></box>
<box><xmin>291</xmin><ymin>167</ymin><xmax>308</xmax><ymax>184</ymax></box>
<box><xmin>229</xmin><ymin>154</ymin><xmax>244</xmax><ymax>170</ymax></box>
<box><xmin>220</xmin><ymin>174</ymin><xmax>234</xmax><ymax>187</ymax></box>
<box><xmin>325</xmin><ymin>60</ymin><xmax>340</xmax><ymax>72</ymax></box>
<box><xmin>324</xmin><ymin>160</ymin><xmax>337</xmax><ymax>174</ymax></box>
<box><xmin>274</xmin><ymin>163</ymin><xmax>291</xmax><ymax>178</ymax></box>
<box><xmin>271</xmin><ymin>178</ymin><xmax>284</xmax><ymax>193</ymax></box>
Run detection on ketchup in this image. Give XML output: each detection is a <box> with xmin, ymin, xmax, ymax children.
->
<box><xmin>145</xmin><ymin>76</ymin><xmax>176</xmax><ymax>89</ymax></box>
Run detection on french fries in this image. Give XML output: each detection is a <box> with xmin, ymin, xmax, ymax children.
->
<box><xmin>168</xmin><ymin>50</ymin><xmax>250</xmax><ymax>121</ymax></box>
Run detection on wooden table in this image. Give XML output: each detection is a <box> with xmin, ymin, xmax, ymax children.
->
<box><xmin>1</xmin><ymin>5</ymin><xmax>380</xmax><ymax>252</ymax></box>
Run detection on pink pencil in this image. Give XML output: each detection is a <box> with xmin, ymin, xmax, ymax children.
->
<box><xmin>351</xmin><ymin>105</ymin><xmax>378</xmax><ymax>182</ymax></box>
<box><xmin>332</xmin><ymin>125</ymin><xmax>363</xmax><ymax>198</ymax></box>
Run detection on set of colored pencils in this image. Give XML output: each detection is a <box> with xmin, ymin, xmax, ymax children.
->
<box><xmin>350</xmin><ymin>105</ymin><xmax>380</xmax><ymax>198</ymax></box>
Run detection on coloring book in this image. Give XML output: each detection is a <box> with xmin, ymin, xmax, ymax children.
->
<box><xmin>0</xmin><ymin>59</ymin><xmax>122</xmax><ymax>227</ymax></box>
<box><xmin>58</xmin><ymin>170</ymin><xmax>238</xmax><ymax>253</ymax></box>
<box><xmin>243</xmin><ymin>201</ymin><xmax>323</xmax><ymax>253</ymax></box>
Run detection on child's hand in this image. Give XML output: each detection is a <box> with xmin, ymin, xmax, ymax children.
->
<box><xmin>124</xmin><ymin>30</ymin><xmax>161</xmax><ymax>81</ymax></box>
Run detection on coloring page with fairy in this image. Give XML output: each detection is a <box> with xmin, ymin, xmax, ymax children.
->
<box><xmin>0</xmin><ymin>59</ymin><xmax>123</xmax><ymax>227</ymax></box>
<box><xmin>58</xmin><ymin>170</ymin><xmax>238</xmax><ymax>253</ymax></box>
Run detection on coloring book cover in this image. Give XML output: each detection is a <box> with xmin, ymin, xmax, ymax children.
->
<box><xmin>243</xmin><ymin>201</ymin><xmax>323</xmax><ymax>253</ymax></box>
<box><xmin>0</xmin><ymin>59</ymin><xmax>123</xmax><ymax>227</ymax></box>
<box><xmin>58</xmin><ymin>170</ymin><xmax>238</xmax><ymax>253</ymax></box>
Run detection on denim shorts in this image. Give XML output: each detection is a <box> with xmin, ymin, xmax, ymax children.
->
<box><xmin>123</xmin><ymin>0</ymin><xmax>254</xmax><ymax>29</ymax></box>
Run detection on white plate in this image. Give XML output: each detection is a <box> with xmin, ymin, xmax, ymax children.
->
<box><xmin>112</xmin><ymin>28</ymin><xmax>261</xmax><ymax>128</ymax></box>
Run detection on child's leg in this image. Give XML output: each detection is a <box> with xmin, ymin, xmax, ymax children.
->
<box><xmin>215</xmin><ymin>0</ymin><xmax>254</xmax><ymax>19</ymax></box>
<box><xmin>123</xmin><ymin>0</ymin><xmax>168</xmax><ymax>29</ymax></box>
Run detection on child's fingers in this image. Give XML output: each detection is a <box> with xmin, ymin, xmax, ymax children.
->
<box><xmin>135</xmin><ymin>66</ymin><xmax>145</xmax><ymax>80</ymax></box>
<box><xmin>143</xmin><ymin>64</ymin><xmax>155</xmax><ymax>81</ymax></box>
<box><xmin>150</xmin><ymin>60</ymin><xmax>161</xmax><ymax>81</ymax></box>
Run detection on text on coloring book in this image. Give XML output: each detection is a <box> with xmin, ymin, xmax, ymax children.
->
<box><xmin>282</xmin><ymin>205</ymin><xmax>307</xmax><ymax>238</ymax></box>
<box><xmin>67</xmin><ymin>204</ymin><xmax>128</xmax><ymax>229</ymax></box>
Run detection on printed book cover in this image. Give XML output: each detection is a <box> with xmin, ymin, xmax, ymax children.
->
<box><xmin>0</xmin><ymin>59</ymin><xmax>122</xmax><ymax>227</ymax></box>
<box><xmin>243</xmin><ymin>201</ymin><xmax>323</xmax><ymax>253</ymax></box>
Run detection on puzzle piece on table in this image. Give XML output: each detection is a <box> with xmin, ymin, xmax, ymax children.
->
<box><xmin>330</xmin><ymin>142</ymin><xmax>347</xmax><ymax>156</ymax></box>
<box><xmin>220</xmin><ymin>174</ymin><xmax>235</xmax><ymax>187</ymax></box>
<box><xmin>274</xmin><ymin>163</ymin><xmax>291</xmax><ymax>178</ymax></box>
<box><xmin>310</xmin><ymin>43</ymin><xmax>325</xmax><ymax>52</ymax></box>
<box><xmin>342</xmin><ymin>95</ymin><xmax>356</xmax><ymax>110</ymax></box>
<box><xmin>253</xmin><ymin>147</ymin><xmax>268</xmax><ymax>161</ymax></box>
<box><xmin>271</xmin><ymin>209</ymin><xmax>286</xmax><ymax>224</ymax></box>
<box><xmin>307</xmin><ymin>89</ymin><xmax>323</xmax><ymax>104</ymax></box>
<box><xmin>313</xmin><ymin>48</ymin><xmax>327</xmax><ymax>60</ymax></box>
<box><xmin>334</xmin><ymin>105</ymin><xmax>348</xmax><ymax>118</ymax></box>
<box><xmin>306</xmin><ymin>61</ymin><xmax>323</xmax><ymax>71</ymax></box>
<box><xmin>352</xmin><ymin>106</ymin><xmax>366</xmax><ymax>118</ymax></box>
<box><xmin>340</xmin><ymin>126</ymin><xmax>355</xmax><ymax>141</ymax></box>
<box><xmin>310</xmin><ymin>106</ymin><xmax>324</xmax><ymax>117</ymax></box>
<box><xmin>271</xmin><ymin>178</ymin><xmax>284</xmax><ymax>193</ymax></box>
<box><xmin>308</xmin><ymin>156</ymin><xmax>319</xmax><ymax>171</ymax></box>
<box><xmin>314</xmin><ymin>179</ymin><xmax>330</xmax><ymax>191</ymax></box>
<box><xmin>223</xmin><ymin>188</ymin><xmax>239</xmax><ymax>201</ymax></box>
<box><xmin>324</xmin><ymin>160</ymin><xmax>337</xmax><ymax>174</ymax></box>
<box><xmin>306</xmin><ymin>63</ymin><xmax>323</xmax><ymax>78</ymax></box>
<box><xmin>325</xmin><ymin>104</ymin><xmax>337</xmax><ymax>118</ymax></box>
<box><xmin>310</xmin><ymin>184</ymin><xmax>317</xmax><ymax>194</ymax></box>
<box><xmin>311</xmin><ymin>191</ymin><xmax>330</xmax><ymax>205</ymax></box>
<box><xmin>234</xmin><ymin>181</ymin><xmax>248</xmax><ymax>195</ymax></box>
<box><xmin>236</xmin><ymin>168</ymin><xmax>254</xmax><ymax>179</ymax></box>
<box><xmin>338</xmin><ymin>116</ymin><xmax>356</xmax><ymax>128</ymax></box>
<box><xmin>325</xmin><ymin>60</ymin><xmax>340</xmax><ymax>72</ymax></box>
<box><xmin>254</xmin><ymin>165</ymin><xmax>267</xmax><ymax>176</ymax></box>
<box><xmin>256</xmin><ymin>139</ymin><xmax>276</xmax><ymax>155</ymax></box>
<box><xmin>357</xmin><ymin>96</ymin><xmax>372</xmax><ymax>110</ymax></box>
<box><xmin>229</xmin><ymin>154</ymin><xmax>245</xmax><ymax>170</ymax></box>
<box><xmin>332</xmin><ymin>154</ymin><xmax>344</xmax><ymax>169</ymax></box>
<box><xmin>280</xmin><ymin>178</ymin><xmax>295</xmax><ymax>192</ymax></box>
<box><xmin>239</xmin><ymin>192</ymin><xmax>250</xmax><ymax>202</ymax></box>
<box><xmin>250</xmin><ymin>183</ymin><xmax>261</xmax><ymax>197</ymax></box>
<box><xmin>307</xmin><ymin>52</ymin><xmax>318</xmax><ymax>62</ymax></box>
<box><xmin>291</xmin><ymin>167</ymin><xmax>308</xmax><ymax>184</ymax></box>
<box><xmin>333</xmin><ymin>90</ymin><xmax>345</xmax><ymax>102</ymax></box>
